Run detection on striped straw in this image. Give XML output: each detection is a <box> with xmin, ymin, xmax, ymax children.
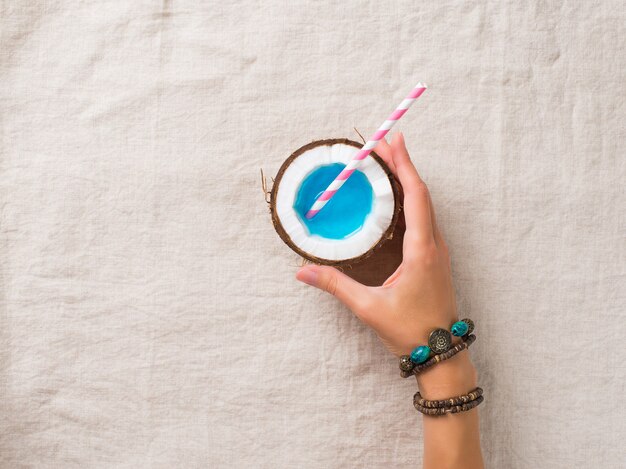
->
<box><xmin>305</xmin><ymin>83</ymin><xmax>427</xmax><ymax>219</ymax></box>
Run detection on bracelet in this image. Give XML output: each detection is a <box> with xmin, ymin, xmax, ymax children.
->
<box><xmin>399</xmin><ymin>334</ymin><xmax>476</xmax><ymax>378</ymax></box>
<box><xmin>414</xmin><ymin>395</ymin><xmax>484</xmax><ymax>416</ymax></box>
<box><xmin>413</xmin><ymin>387</ymin><xmax>484</xmax><ymax>416</ymax></box>
<box><xmin>414</xmin><ymin>387</ymin><xmax>483</xmax><ymax>408</ymax></box>
<box><xmin>398</xmin><ymin>318</ymin><xmax>475</xmax><ymax>376</ymax></box>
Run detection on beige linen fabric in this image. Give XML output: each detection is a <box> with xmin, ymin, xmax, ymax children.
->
<box><xmin>1</xmin><ymin>1</ymin><xmax>624</xmax><ymax>468</ymax></box>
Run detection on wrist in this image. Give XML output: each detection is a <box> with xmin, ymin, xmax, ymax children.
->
<box><xmin>415</xmin><ymin>350</ymin><xmax>477</xmax><ymax>400</ymax></box>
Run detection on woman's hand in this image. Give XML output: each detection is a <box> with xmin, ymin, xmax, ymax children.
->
<box><xmin>296</xmin><ymin>132</ymin><xmax>478</xmax><ymax>399</ymax></box>
<box><xmin>296</xmin><ymin>133</ymin><xmax>483</xmax><ymax>469</ymax></box>
<box><xmin>296</xmin><ymin>132</ymin><xmax>458</xmax><ymax>358</ymax></box>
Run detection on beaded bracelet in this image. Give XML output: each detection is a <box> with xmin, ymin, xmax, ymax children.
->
<box><xmin>414</xmin><ymin>395</ymin><xmax>484</xmax><ymax>416</ymax></box>
<box><xmin>413</xmin><ymin>387</ymin><xmax>484</xmax><ymax>416</ymax></box>
<box><xmin>400</xmin><ymin>334</ymin><xmax>476</xmax><ymax>378</ymax></box>
<box><xmin>398</xmin><ymin>318</ymin><xmax>476</xmax><ymax>377</ymax></box>
<box><xmin>414</xmin><ymin>387</ymin><xmax>483</xmax><ymax>408</ymax></box>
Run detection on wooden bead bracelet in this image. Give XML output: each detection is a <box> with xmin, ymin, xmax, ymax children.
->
<box><xmin>414</xmin><ymin>395</ymin><xmax>484</xmax><ymax>416</ymax></box>
<box><xmin>413</xmin><ymin>387</ymin><xmax>484</xmax><ymax>416</ymax></box>
<box><xmin>414</xmin><ymin>387</ymin><xmax>483</xmax><ymax>408</ymax></box>
<box><xmin>399</xmin><ymin>334</ymin><xmax>476</xmax><ymax>378</ymax></box>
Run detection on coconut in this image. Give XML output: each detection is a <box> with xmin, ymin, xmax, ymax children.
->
<box><xmin>270</xmin><ymin>138</ymin><xmax>401</xmax><ymax>266</ymax></box>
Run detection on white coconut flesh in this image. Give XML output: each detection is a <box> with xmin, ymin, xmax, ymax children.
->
<box><xmin>275</xmin><ymin>142</ymin><xmax>396</xmax><ymax>262</ymax></box>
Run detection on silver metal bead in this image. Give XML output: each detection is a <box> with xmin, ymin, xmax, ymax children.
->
<box><xmin>428</xmin><ymin>328</ymin><xmax>452</xmax><ymax>354</ymax></box>
<box><xmin>399</xmin><ymin>355</ymin><xmax>415</xmax><ymax>372</ymax></box>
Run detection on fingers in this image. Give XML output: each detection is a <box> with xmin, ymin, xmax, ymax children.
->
<box><xmin>427</xmin><ymin>190</ymin><xmax>446</xmax><ymax>249</ymax></box>
<box><xmin>390</xmin><ymin>132</ymin><xmax>434</xmax><ymax>245</ymax></box>
<box><xmin>296</xmin><ymin>265</ymin><xmax>372</xmax><ymax>313</ymax></box>
<box><xmin>374</xmin><ymin>139</ymin><xmax>397</xmax><ymax>177</ymax></box>
<box><xmin>375</xmin><ymin>138</ymin><xmax>405</xmax><ymax>229</ymax></box>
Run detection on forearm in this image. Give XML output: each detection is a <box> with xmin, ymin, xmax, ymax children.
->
<box><xmin>295</xmin><ymin>134</ymin><xmax>485</xmax><ymax>469</ymax></box>
<box><xmin>417</xmin><ymin>351</ymin><xmax>483</xmax><ymax>469</ymax></box>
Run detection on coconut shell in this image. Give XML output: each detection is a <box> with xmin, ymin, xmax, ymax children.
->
<box><xmin>270</xmin><ymin>138</ymin><xmax>401</xmax><ymax>266</ymax></box>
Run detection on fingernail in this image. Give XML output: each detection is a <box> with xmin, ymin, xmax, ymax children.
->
<box><xmin>296</xmin><ymin>267</ymin><xmax>318</xmax><ymax>287</ymax></box>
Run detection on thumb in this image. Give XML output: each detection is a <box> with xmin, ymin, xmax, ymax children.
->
<box><xmin>296</xmin><ymin>264</ymin><xmax>369</xmax><ymax>313</ymax></box>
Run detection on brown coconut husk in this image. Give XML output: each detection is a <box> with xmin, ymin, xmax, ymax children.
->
<box><xmin>269</xmin><ymin>138</ymin><xmax>401</xmax><ymax>266</ymax></box>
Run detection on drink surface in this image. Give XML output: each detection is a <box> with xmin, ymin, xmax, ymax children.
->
<box><xmin>293</xmin><ymin>163</ymin><xmax>373</xmax><ymax>240</ymax></box>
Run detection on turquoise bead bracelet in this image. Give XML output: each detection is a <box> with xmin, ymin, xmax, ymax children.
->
<box><xmin>399</xmin><ymin>318</ymin><xmax>475</xmax><ymax>374</ymax></box>
<box><xmin>400</xmin><ymin>335</ymin><xmax>476</xmax><ymax>378</ymax></box>
<box><xmin>411</xmin><ymin>318</ymin><xmax>473</xmax><ymax>364</ymax></box>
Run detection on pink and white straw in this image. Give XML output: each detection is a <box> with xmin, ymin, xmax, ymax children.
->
<box><xmin>305</xmin><ymin>82</ymin><xmax>427</xmax><ymax>219</ymax></box>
